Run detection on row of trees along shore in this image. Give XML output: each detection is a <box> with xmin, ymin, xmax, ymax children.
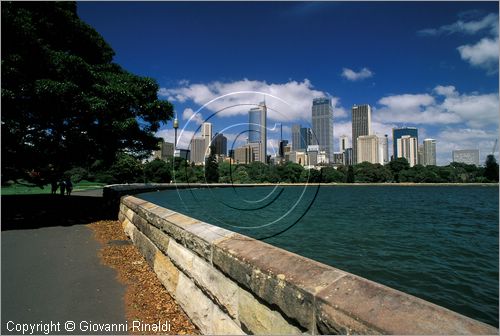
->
<box><xmin>52</xmin><ymin>149</ymin><xmax>499</xmax><ymax>186</ymax></box>
<box><xmin>2</xmin><ymin>2</ymin><xmax>498</xmax><ymax>188</ymax></box>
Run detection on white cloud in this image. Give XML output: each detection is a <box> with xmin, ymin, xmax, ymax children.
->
<box><xmin>418</xmin><ymin>13</ymin><xmax>499</xmax><ymax>74</ymax></box>
<box><xmin>155</xmin><ymin>128</ymin><xmax>196</xmax><ymax>150</ymax></box>
<box><xmin>418</xmin><ymin>13</ymin><xmax>498</xmax><ymax>36</ymax></box>
<box><xmin>375</xmin><ymin>87</ymin><xmax>498</xmax><ymax>128</ymax></box>
<box><xmin>159</xmin><ymin>79</ymin><xmax>343</xmax><ymax>123</ymax></box>
<box><xmin>378</xmin><ymin>94</ymin><xmax>435</xmax><ymax>110</ymax></box>
<box><xmin>457</xmin><ymin>37</ymin><xmax>499</xmax><ymax>73</ymax></box>
<box><xmin>341</xmin><ymin>67</ymin><xmax>374</xmax><ymax>81</ymax></box>
<box><xmin>433</xmin><ymin>85</ymin><xmax>458</xmax><ymax>97</ymax></box>
<box><xmin>434</xmin><ymin>128</ymin><xmax>498</xmax><ymax>165</ymax></box>
<box><xmin>182</xmin><ymin>107</ymin><xmax>204</xmax><ymax>125</ymax></box>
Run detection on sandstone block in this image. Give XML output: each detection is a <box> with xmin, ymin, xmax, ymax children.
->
<box><xmin>238</xmin><ymin>287</ymin><xmax>302</xmax><ymax>335</ymax></box>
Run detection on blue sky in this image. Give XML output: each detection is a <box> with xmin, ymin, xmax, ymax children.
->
<box><xmin>78</xmin><ymin>1</ymin><xmax>499</xmax><ymax>165</ymax></box>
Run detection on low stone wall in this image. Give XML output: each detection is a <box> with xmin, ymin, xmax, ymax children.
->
<box><xmin>118</xmin><ymin>195</ymin><xmax>498</xmax><ymax>335</ymax></box>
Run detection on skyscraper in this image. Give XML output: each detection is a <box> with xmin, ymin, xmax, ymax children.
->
<box><xmin>378</xmin><ymin>135</ymin><xmax>389</xmax><ymax>165</ymax></box>
<box><xmin>352</xmin><ymin>104</ymin><xmax>372</xmax><ymax>164</ymax></box>
<box><xmin>292</xmin><ymin>125</ymin><xmax>312</xmax><ymax>151</ymax></box>
<box><xmin>357</xmin><ymin>135</ymin><xmax>379</xmax><ymax>164</ymax></box>
<box><xmin>312</xmin><ymin>98</ymin><xmax>334</xmax><ymax>159</ymax></box>
<box><xmin>248</xmin><ymin>102</ymin><xmax>267</xmax><ymax>163</ymax></box>
<box><xmin>418</xmin><ymin>144</ymin><xmax>424</xmax><ymax>165</ymax></box>
<box><xmin>393</xmin><ymin>127</ymin><xmax>418</xmax><ymax>161</ymax></box>
<box><xmin>340</xmin><ymin>135</ymin><xmax>349</xmax><ymax>152</ymax></box>
<box><xmin>423</xmin><ymin>139</ymin><xmax>437</xmax><ymax>166</ymax></box>
<box><xmin>190</xmin><ymin>137</ymin><xmax>206</xmax><ymax>164</ymax></box>
<box><xmin>397</xmin><ymin>135</ymin><xmax>418</xmax><ymax>167</ymax></box>
<box><xmin>213</xmin><ymin>133</ymin><xmax>227</xmax><ymax>156</ymax></box>
<box><xmin>202</xmin><ymin>122</ymin><xmax>212</xmax><ymax>154</ymax></box>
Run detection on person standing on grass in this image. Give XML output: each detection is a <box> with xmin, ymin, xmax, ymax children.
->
<box><xmin>65</xmin><ymin>178</ymin><xmax>73</xmax><ymax>196</ymax></box>
<box><xmin>51</xmin><ymin>179</ymin><xmax>58</xmax><ymax>194</ymax></box>
<box><xmin>59</xmin><ymin>180</ymin><xmax>66</xmax><ymax>196</ymax></box>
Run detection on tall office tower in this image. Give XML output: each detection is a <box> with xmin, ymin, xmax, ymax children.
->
<box><xmin>378</xmin><ymin>135</ymin><xmax>389</xmax><ymax>165</ymax></box>
<box><xmin>248</xmin><ymin>102</ymin><xmax>267</xmax><ymax>163</ymax></box>
<box><xmin>393</xmin><ymin>127</ymin><xmax>418</xmax><ymax>161</ymax></box>
<box><xmin>452</xmin><ymin>149</ymin><xmax>480</xmax><ymax>166</ymax></box>
<box><xmin>423</xmin><ymin>139</ymin><xmax>437</xmax><ymax>166</ymax></box>
<box><xmin>202</xmin><ymin>122</ymin><xmax>213</xmax><ymax>154</ymax></box>
<box><xmin>312</xmin><ymin>98</ymin><xmax>334</xmax><ymax>159</ymax></box>
<box><xmin>340</xmin><ymin>135</ymin><xmax>349</xmax><ymax>152</ymax></box>
<box><xmin>190</xmin><ymin>137</ymin><xmax>206</xmax><ymax>164</ymax></box>
<box><xmin>292</xmin><ymin>125</ymin><xmax>312</xmax><ymax>151</ymax></box>
<box><xmin>351</xmin><ymin>104</ymin><xmax>372</xmax><ymax>164</ymax></box>
<box><xmin>279</xmin><ymin>140</ymin><xmax>289</xmax><ymax>158</ymax></box>
<box><xmin>357</xmin><ymin>135</ymin><xmax>379</xmax><ymax>164</ymax></box>
<box><xmin>397</xmin><ymin>135</ymin><xmax>418</xmax><ymax>167</ymax></box>
<box><xmin>212</xmin><ymin>133</ymin><xmax>228</xmax><ymax>156</ymax></box>
<box><xmin>417</xmin><ymin>144</ymin><xmax>424</xmax><ymax>165</ymax></box>
<box><xmin>153</xmin><ymin>141</ymin><xmax>175</xmax><ymax>160</ymax></box>
<box><xmin>291</xmin><ymin>124</ymin><xmax>301</xmax><ymax>151</ymax></box>
<box><xmin>344</xmin><ymin>148</ymin><xmax>353</xmax><ymax>166</ymax></box>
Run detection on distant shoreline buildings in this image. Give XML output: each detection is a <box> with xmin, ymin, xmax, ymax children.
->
<box><xmin>152</xmin><ymin>98</ymin><xmax>496</xmax><ymax>169</ymax></box>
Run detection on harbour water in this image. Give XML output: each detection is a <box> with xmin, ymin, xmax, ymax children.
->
<box><xmin>139</xmin><ymin>185</ymin><xmax>499</xmax><ymax>327</ymax></box>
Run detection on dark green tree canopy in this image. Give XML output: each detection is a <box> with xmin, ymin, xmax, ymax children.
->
<box><xmin>2</xmin><ymin>2</ymin><xmax>173</xmax><ymax>185</ymax></box>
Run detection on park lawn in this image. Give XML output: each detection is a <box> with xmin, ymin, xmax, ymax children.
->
<box><xmin>1</xmin><ymin>180</ymin><xmax>106</xmax><ymax>195</ymax></box>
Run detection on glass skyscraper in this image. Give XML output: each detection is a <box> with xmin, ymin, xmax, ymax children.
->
<box><xmin>292</xmin><ymin>124</ymin><xmax>312</xmax><ymax>151</ymax></box>
<box><xmin>311</xmin><ymin>98</ymin><xmax>334</xmax><ymax>159</ymax></box>
<box><xmin>247</xmin><ymin>102</ymin><xmax>267</xmax><ymax>163</ymax></box>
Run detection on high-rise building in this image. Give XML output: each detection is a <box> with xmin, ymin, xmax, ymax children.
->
<box><xmin>190</xmin><ymin>137</ymin><xmax>206</xmax><ymax>164</ymax></box>
<box><xmin>153</xmin><ymin>141</ymin><xmax>174</xmax><ymax>160</ymax></box>
<box><xmin>393</xmin><ymin>127</ymin><xmax>418</xmax><ymax>161</ymax></box>
<box><xmin>292</xmin><ymin>125</ymin><xmax>312</xmax><ymax>151</ymax></box>
<box><xmin>452</xmin><ymin>149</ymin><xmax>479</xmax><ymax>166</ymax></box>
<box><xmin>352</xmin><ymin>104</ymin><xmax>372</xmax><ymax>164</ymax></box>
<box><xmin>333</xmin><ymin>152</ymin><xmax>344</xmax><ymax>165</ymax></box>
<box><xmin>344</xmin><ymin>148</ymin><xmax>353</xmax><ymax>166</ymax></box>
<box><xmin>417</xmin><ymin>144</ymin><xmax>424</xmax><ymax>166</ymax></box>
<box><xmin>279</xmin><ymin>140</ymin><xmax>289</xmax><ymax>158</ymax></box>
<box><xmin>213</xmin><ymin>133</ymin><xmax>227</xmax><ymax>156</ymax></box>
<box><xmin>378</xmin><ymin>135</ymin><xmax>389</xmax><ymax>165</ymax></box>
<box><xmin>340</xmin><ymin>135</ymin><xmax>349</xmax><ymax>152</ymax></box>
<box><xmin>312</xmin><ymin>98</ymin><xmax>334</xmax><ymax>159</ymax></box>
<box><xmin>397</xmin><ymin>135</ymin><xmax>418</xmax><ymax>167</ymax></box>
<box><xmin>202</xmin><ymin>122</ymin><xmax>212</xmax><ymax>154</ymax></box>
<box><xmin>248</xmin><ymin>102</ymin><xmax>267</xmax><ymax>163</ymax></box>
<box><xmin>234</xmin><ymin>145</ymin><xmax>254</xmax><ymax>164</ymax></box>
<box><xmin>423</xmin><ymin>139</ymin><xmax>437</xmax><ymax>166</ymax></box>
<box><xmin>357</xmin><ymin>135</ymin><xmax>379</xmax><ymax>164</ymax></box>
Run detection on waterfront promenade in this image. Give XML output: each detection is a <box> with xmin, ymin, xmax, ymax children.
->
<box><xmin>1</xmin><ymin>191</ymin><xmax>126</xmax><ymax>334</ymax></box>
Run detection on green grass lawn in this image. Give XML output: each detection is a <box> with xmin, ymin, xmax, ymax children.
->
<box><xmin>1</xmin><ymin>180</ymin><xmax>106</xmax><ymax>195</ymax></box>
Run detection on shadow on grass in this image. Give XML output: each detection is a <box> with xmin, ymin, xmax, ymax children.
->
<box><xmin>1</xmin><ymin>194</ymin><xmax>115</xmax><ymax>231</ymax></box>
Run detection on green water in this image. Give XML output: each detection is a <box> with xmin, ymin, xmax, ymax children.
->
<box><xmin>139</xmin><ymin>185</ymin><xmax>499</xmax><ymax>327</ymax></box>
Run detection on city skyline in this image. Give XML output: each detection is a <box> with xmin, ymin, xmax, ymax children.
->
<box><xmin>78</xmin><ymin>2</ymin><xmax>499</xmax><ymax>165</ymax></box>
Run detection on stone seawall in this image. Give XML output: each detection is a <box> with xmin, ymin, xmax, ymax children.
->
<box><xmin>116</xmin><ymin>192</ymin><xmax>498</xmax><ymax>335</ymax></box>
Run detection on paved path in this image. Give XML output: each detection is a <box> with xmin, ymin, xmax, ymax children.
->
<box><xmin>1</xmin><ymin>193</ymin><xmax>125</xmax><ymax>335</ymax></box>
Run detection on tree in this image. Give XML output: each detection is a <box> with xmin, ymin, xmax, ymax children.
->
<box><xmin>388</xmin><ymin>158</ymin><xmax>410</xmax><ymax>182</ymax></box>
<box><xmin>484</xmin><ymin>155</ymin><xmax>499</xmax><ymax>182</ymax></box>
<box><xmin>144</xmin><ymin>159</ymin><xmax>172</xmax><ymax>183</ymax></box>
<box><xmin>345</xmin><ymin>165</ymin><xmax>355</xmax><ymax>183</ymax></box>
<box><xmin>205</xmin><ymin>146</ymin><xmax>219</xmax><ymax>183</ymax></box>
<box><xmin>321</xmin><ymin>166</ymin><xmax>345</xmax><ymax>183</ymax></box>
<box><xmin>108</xmin><ymin>153</ymin><xmax>143</xmax><ymax>184</ymax></box>
<box><xmin>2</xmin><ymin>2</ymin><xmax>173</xmax><ymax>186</ymax></box>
